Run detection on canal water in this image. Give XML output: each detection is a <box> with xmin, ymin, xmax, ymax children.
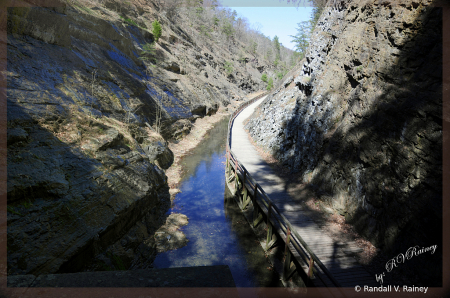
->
<box><xmin>152</xmin><ymin>117</ymin><xmax>282</xmax><ymax>291</ymax></box>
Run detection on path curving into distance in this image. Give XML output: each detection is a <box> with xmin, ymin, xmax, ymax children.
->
<box><xmin>230</xmin><ymin>96</ymin><xmax>378</xmax><ymax>289</ymax></box>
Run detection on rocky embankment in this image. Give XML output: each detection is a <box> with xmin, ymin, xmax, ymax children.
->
<box><xmin>245</xmin><ymin>0</ymin><xmax>442</xmax><ymax>285</ymax></box>
<box><xmin>7</xmin><ymin>0</ymin><xmax>265</xmax><ymax>275</ymax></box>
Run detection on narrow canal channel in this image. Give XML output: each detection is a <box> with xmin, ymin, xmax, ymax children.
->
<box><xmin>153</xmin><ymin>117</ymin><xmax>283</xmax><ymax>290</ymax></box>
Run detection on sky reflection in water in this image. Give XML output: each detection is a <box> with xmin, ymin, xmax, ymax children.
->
<box><xmin>152</xmin><ymin>118</ymin><xmax>279</xmax><ymax>289</ymax></box>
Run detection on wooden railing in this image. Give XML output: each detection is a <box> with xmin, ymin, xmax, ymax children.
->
<box><xmin>226</xmin><ymin>93</ymin><xmax>342</xmax><ymax>287</ymax></box>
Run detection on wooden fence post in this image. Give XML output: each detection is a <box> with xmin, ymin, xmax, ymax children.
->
<box><xmin>265</xmin><ymin>202</ymin><xmax>275</xmax><ymax>251</ymax></box>
<box><xmin>252</xmin><ymin>183</ymin><xmax>263</xmax><ymax>227</ymax></box>
<box><xmin>283</xmin><ymin>227</ymin><xmax>292</xmax><ymax>279</ymax></box>
<box><xmin>307</xmin><ymin>255</ymin><xmax>315</xmax><ymax>281</ymax></box>
<box><xmin>234</xmin><ymin>164</ymin><xmax>239</xmax><ymax>192</ymax></box>
<box><xmin>226</xmin><ymin>150</ymin><xmax>229</xmax><ymax>175</ymax></box>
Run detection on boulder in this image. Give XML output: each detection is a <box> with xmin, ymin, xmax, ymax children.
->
<box><xmin>191</xmin><ymin>104</ymin><xmax>207</xmax><ymax>116</ymax></box>
<box><xmin>172</xmin><ymin>119</ymin><xmax>193</xmax><ymax>139</ymax></box>
<box><xmin>141</xmin><ymin>139</ymin><xmax>174</xmax><ymax>169</ymax></box>
<box><xmin>80</xmin><ymin>128</ymin><xmax>122</xmax><ymax>152</ymax></box>
<box><xmin>206</xmin><ymin>103</ymin><xmax>219</xmax><ymax>116</ymax></box>
<box><xmin>156</xmin><ymin>147</ymin><xmax>174</xmax><ymax>169</ymax></box>
<box><xmin>162</xmin><ymin>61</ymin><xmax>181</xmax><ymax>73</ymax></box>
<box><xmin>283</xmin><ymin>76</ymin><xmax>294</xmax><ymax>88</ymax></box>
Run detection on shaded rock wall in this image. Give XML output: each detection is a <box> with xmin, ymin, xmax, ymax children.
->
<box><xmin>7</xmin><ymin>114</ymin><xmax>170</xmax><ymax>274</ymax></box>
<box><xmin>245</xmin><ymin>0</ymin><xmax>442</xmax><ymax>284</ymax></box>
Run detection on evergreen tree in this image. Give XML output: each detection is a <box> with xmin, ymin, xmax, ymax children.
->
<box><xmin>310</xmin><ymin>6</ymin><xmax>323</xmax><ymax>31</ymax></box>
<box><xmin>139</xmin><ymin>42</ymin><xmax>156</xmax><ymax>62</ymax></box>
<box><xmin>261</xmin><ymin>73</ymin><xmax>268</xmax><ymax>82</ymax></box>
<box><xmin>266</xmin><ymin>77</ymin><xmax>274</xmax><ymax>90</ymax></box>
<box><xmin>213</xmin><ymin>16</ymin><xmax>220</xmax><ymax>28</ymax></box>
<box><xmin>265</xmin><ymin>48</ymin><xmax>273</xmax><ymax>62</ymax></box>
<box><xmin>273</xmin><ymin>35</ymin><xmax>281</xmax><ymax>61</ymax></box>
<box><xmin>152</xmin><ymin>20</ymin><xmax>162</xmax><ymax>42</ymax></box>
<box><xmin>290</xmin><ymin>21</ymin><xmax>312</xmax><ymax>57</ymax></box>
<box><xmin>248</xmin><ymin>40</ymin><xmax>257</xmax><ymax>56</ymax></box>
<box><xmin>222</xmin><ymin>20</ymin><xmax>234</xmax><ymax>40</ymax></box>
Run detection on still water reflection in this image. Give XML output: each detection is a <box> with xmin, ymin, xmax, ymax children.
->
<box><xmin>153</xmin><ymin>117</ymin><xmax>281</xmax><ymax>289</ymax></box>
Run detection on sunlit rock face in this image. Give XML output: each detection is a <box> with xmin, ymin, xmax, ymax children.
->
<box><xmin>6</xmin><ymin>0</ymin><xmax>265</xmax><ymax>275</ymax></box>
<box><xmin>245</xmin><ymin>0</ymin><xmax>442</xmax><ymax>284</ymax></box>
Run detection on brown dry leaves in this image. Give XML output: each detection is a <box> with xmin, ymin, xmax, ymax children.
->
<box><xmin>306</xmin><ymin>197</ymin><xmax>379</xmax><ymax>265</ymax></box>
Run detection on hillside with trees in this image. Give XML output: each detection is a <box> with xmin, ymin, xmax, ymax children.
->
<box><xmin>5</xmin><ymin>0</ymin><xmax>321</xmax><ymax>276</ymax></box>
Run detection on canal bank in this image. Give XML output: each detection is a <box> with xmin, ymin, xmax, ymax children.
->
<box><xmin>5</xmin><ymin>94</ymin><xmax>279</xmax><ymax>296</ymax></box>
<box><xmin>153</xmin><ymin>115</ymin><xmax>285</xmax><ymax>292</ymax></box>
<box><xmin>165</xmin><ymin>91</ymin><xmax>266</xmax><ymax>192</ymax></box>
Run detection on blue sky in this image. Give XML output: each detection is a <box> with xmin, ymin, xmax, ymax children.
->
<box><xmin>219</xmin><ymin>0</ymin><xmax>314</xmax><ymax>50</ymax></box>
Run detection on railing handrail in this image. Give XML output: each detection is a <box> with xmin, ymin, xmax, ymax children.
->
<box><xmin>226</xmin><ymin>92</ymin><xmax>342</xmax><ymax>288</ymax></box>
<box><xmin>227</xmin><ymin>93</ymin><xmax>267</xmax><ymax>151</ymax></box>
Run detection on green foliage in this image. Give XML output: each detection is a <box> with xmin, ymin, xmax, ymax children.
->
<box><xmin>266</xmin><ymin>77</ymin><xmax>274</xmax><ymax>90</ymax></box>
<box><xmin>141</xmin><ymin>43</ymin><xmax>155</xmax><ymax>55</ymax></box>
<box><xmin>196</xmin><ymin>6</ymin><xmax>204</xmax><ymax>16</ymax></box>
<box><xmin>310</xmin><ymin>0</ymin><xmax>326</xmax><ymax>31</ymax></box>
<box><xmin>356</xmin><ymin>65</ymin><xmax>363</xmax><ymax>72</ymax></box>
<box><xmin>290</xmin><ymin>20</ymin><xmax>313</xmax><ymax>56</ymax></box>
<box><xmin>112</xmin><ymin>254</ymin><xmax>126</xmax><ymax>270</ymax></box>
<box><xmin>230</xmin><ymin>10</ymin><xmax>237</xmax><ymax>24</ymax></box>
<box><xmin>276</xmin><ymin>71</ymin><xmax>285</xmax><ymax>80</ymax></box>
<box><xmin>213</xmin><ymin>16</ymin><xmax>220</xmax><ymax>27</ymax></box>
<box><xmin>222</xmin><ymin>21</ymin><xmax>234</xmax><ymax>39</ymax></box>
<box><xmin>152</xmin><ymin>20</ymin><xmax>162</xmax><ymax>42</ymax></box>
<box><xmin>7</xmin><ymin>206</ymin><xmax>22</xmax><ymax>216</ymax></box>
<box><xmin>273</xmin><ymin>35</ymin><xmax>281</xmax><ymax>61</ymax></box>
<box><xmin>224</xmin><ymin>61</ymin><xmax>233</xmax><ymax>75</ymax></box>
<box><xmin>200</xmin><ymin>25</ymin><xmax>212</xmax><ymax>37</ymax></box>
<box><xmin>21</xmin><ymin>200</ymin><xmax>32</xmax><ymax>209</ymax></box>
<box><xmin>261</xmin><ymin>73</ymin><xmax>268</xmax><ymax>82</ymax></box>
<box><xmin>210</xmin><ymin>0</ymin><xmax>219</xmax><ymax>9</ymax></box>
<box><xmin>279</xmin><ymin>0</ymin><xmax>326</xmax><ymax>31</ymax></box>
<box><xmin>274</xmin><ymin>58</ymin><xmax>280</xmax><ymax>67</ymax></box>
<box><xmin>105</xmin><ymin>252</ymin><xmax>127</xmax><ymax>270</ymax></box>
<box><xmin>265</xmin><ymin>49</ymin><xmax>273</xmax><ymax>62</ymax></box>
<box><xmin>248</xmin><ymin>41</ymin><xmax>257</xmax><ymax>56</ymax></box>
<box><xmin>139</xmin><ymin>42</ymin><xmax>157</xmax><ymax>64</ymax></box>
<box><xmin>120</xmin><ymin>16</ymin><xmax>138</xmax><ymax>27</ymax></box>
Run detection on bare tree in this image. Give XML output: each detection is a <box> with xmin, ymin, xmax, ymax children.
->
<box><xmin>126</xmin><ymin>98</ymin><xmax>143</xmax><ymax>124</ymax></box>
<box><xmin>159</xmin><ymin>0</ymin><xmax>183</xmax><ymax>21</ymax></box>
<box><xmin>154</xmin><ymin>93</ymin><xmax>164</xmax><ymax>134</ymax></box>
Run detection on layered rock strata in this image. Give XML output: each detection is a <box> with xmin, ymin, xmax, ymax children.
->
<box><xmin>245</xmin><ymin>0</ymin><xmax>442</xmax><ymax>285</ymax></box>
<box><xmin>6</xmin><ymin>0</ymin><xmax>266</xmax><ymax>275</ymax></box>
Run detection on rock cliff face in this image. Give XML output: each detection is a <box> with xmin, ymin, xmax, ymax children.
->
<box><xmin>246</xmin><ymin>0</ymin><xmax>442</xmax><ymax>284</ymax></box>
<box><xmin>6</xmin><ymin>0</ymin><xmax>266</xmax><ymax>275</ymax></box>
